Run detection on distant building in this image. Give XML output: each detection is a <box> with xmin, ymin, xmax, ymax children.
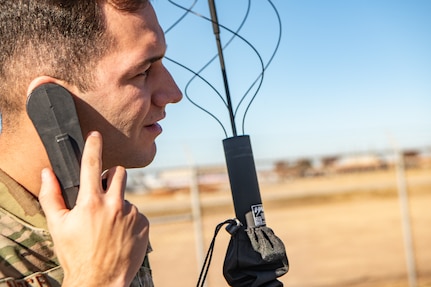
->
<box><xmin>331</xmin><ymin>154</ymin><xmax>386</xmax><ymax>173</ymax></box>
<box><xmin>403</xmin><ymin>150</ymin><xmax>420</xmax><ymax>169</ymax></box>
<box><xmin>274</xmin><ymin>158</ymin><xmax>315</xmax><ymax>180</ymax></box>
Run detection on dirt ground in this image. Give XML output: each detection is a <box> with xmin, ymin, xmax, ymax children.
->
<box><xmin>126</xmin><ymin>167</ymin><xmax>431</xmax><ymax>287</ymax></box>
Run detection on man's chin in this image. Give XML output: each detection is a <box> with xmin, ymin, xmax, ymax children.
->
<box><xmin>129</xmin><ymin>144</ymin><xmax>157</xmax><ymax>169</ymax></box>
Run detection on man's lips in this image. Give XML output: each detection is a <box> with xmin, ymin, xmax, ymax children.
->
<box><xmin>144</xmin><ymin>122</ymin><xmax>162</xmax><ymax>134</ymax></box>
<box><xmin>144</xmin><ymin>113</ymin><xmax>165</xmax><ymax>134</ymax></box>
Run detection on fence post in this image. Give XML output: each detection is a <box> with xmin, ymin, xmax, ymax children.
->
<box><xmin>395</xmin><ymin>149</ymin><xmax>417</xmax><ymax>287</ymax></box>
<box><xmin>190</xmin><ymin>167</ymin><xmax>206</xmax><ymax>285</ymax></box>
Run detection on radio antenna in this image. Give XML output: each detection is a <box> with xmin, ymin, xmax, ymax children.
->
<box><xmin>208</xmin><ymin>0</ymin><xmax>237</xmax><ymax>137</ymax></box>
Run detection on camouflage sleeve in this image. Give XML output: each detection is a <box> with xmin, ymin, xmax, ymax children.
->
<box><xmin>130</xmin><ymin>250</ymin><xmax>154</xmax><ymax>287</ymax></box>
<box><xmin>0</xmin><ymin>208</ymin><xmax>60</xmax><ymax>281</ymax></box>
<box><xmin>0</xmin><ymin>267</ymin><xmax>63</xmax><ymax>287</ymax></box>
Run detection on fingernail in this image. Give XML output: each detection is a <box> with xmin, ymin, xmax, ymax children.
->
<box><xmin>87</xmin><ymin>131</ymin><xmax>100</xmax><ymax>137</ymax></box>
<box><xmin>41</xmin><ymin>168</ymin><xmax>50</xmax><ymax>182</ymax></box>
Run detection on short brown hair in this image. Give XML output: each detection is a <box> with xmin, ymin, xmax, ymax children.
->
<box><xmin>0</xmin><ymin>0</ymin><xmax>148</xmax><ymax>128</ymax></box>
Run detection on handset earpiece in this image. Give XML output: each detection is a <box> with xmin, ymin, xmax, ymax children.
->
<box><xmin>26</xmin><ymin>83</ymin><xmax>84</xmax><ymax>209</ymax></box>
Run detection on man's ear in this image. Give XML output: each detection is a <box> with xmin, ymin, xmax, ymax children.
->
<box><xmin>27</xmin><ymin>76</ymin><xmax>77</xmax><ymax>97</ymax></box>
<box><xmin>27</xmin><ymin>76</ymin><xmax>60</xmax><ymax>96</ymax></box>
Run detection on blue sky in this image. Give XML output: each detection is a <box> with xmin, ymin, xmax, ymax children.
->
<box><xmin>147</xmin><ymin>0</ymin><xmax>431</xmax><ymax>171</ymax></box>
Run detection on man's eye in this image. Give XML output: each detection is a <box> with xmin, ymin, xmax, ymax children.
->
<box><xmin>136</xmin><ymin>66</ymin><xmax>151</xmax><ymax>78</ymax></box>
<box><xmin>137</xmin><ymin>70</ymin><xmax>149</xmax><ymax>77</ymax></box>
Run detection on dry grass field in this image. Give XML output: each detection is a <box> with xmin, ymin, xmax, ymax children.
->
<box><xmin>126</xmin><ymin>167</ymin><xmax>431</xmax><ymax>287</ymax></box>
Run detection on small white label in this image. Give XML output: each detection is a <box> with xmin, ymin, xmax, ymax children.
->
<box><xmin>251</xmin><ymin>204</ymin><xmax>266</xmax><ymax>227</ymax></box>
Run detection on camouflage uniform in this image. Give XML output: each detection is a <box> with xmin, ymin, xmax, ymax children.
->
<box><xmin>0</xmin><ymin>169</ymin><xmax>153</xmax><ymax>287</ymax></box>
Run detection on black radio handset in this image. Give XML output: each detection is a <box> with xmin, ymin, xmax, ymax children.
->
<box><xmin>26</xmin><ymin>83</ymin><xmax>84</xmax><ymax>209</ymax></box>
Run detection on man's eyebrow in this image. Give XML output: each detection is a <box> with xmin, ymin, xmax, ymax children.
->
<box><xmin>148</xmin><ymin>54</ymin><xmax>165</xmax><ymax>64</ymax></box>
<box><xmin>124</xmin><ymin>54</ymin><xmax>164</xmax><ymax>77</ymax></box>
<box><xmin>136</xmin><ymin>54</ymin><xmax>164</xmax><ymax>69</ymax></box>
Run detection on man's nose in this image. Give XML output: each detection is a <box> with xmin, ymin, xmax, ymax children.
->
<box><xmin>153</xmin><ymin>66</ymin><xmax>182</xmax><ymax>107</ymax></box>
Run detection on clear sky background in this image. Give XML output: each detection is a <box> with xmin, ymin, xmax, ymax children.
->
<box><xmin>146</xmin><ymin>0</ymin><xmax>431</xmax><ymax>171</ymax></box>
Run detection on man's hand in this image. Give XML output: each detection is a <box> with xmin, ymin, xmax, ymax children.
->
<box><xmin>39</xmin><ymin>131</ymin><xmax>149</xmax><ymax>287</ymax></box>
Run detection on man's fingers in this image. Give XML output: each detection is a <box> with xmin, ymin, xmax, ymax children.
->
<box><xmin>104</xmin><ymin>166</ymin><xmax>127</xmax><ymax>199</ymax></box>
<box><xmin>39</xmin><ymin>168</ymin><xmax>67</xmax><ymax>221</ymax></box>
<box><xmin>79</xmin><ymin>131</ymin><xmax>104</xmax><ymax>198</ymax></box>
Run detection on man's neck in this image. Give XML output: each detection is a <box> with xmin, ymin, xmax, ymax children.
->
<box><xmin>0</xmin><ymin>118</ymin><xmax>50</xmax><ymax>197</ymax></box>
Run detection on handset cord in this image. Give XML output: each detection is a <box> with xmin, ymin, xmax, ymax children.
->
<box><xmin>196</xmin><ymin>219</ymin><xmax>241</xmax><ymax>287</ymax></box>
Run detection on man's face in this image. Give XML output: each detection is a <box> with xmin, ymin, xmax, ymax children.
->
<box><xmin>74</xmin><ymin>3</ymin><xmax>182</xmax><ymax>170</ymax></box>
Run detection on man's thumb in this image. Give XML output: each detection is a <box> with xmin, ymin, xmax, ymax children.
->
<box><xmin>39</xmin><ymin>168</ymin><xmax>67</xmax><ymax>220</ymax></box>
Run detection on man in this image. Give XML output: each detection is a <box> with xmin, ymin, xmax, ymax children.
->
<box><xmin>0</xmin><ymin>0</ymin><xmax>182</xmax><ymax>286</ymax></box>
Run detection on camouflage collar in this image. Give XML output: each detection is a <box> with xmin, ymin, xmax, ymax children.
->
<box><xmin>0</xmin><ymin>169</ymin><xmax>48</xmax><ymax>230</ymax></box>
